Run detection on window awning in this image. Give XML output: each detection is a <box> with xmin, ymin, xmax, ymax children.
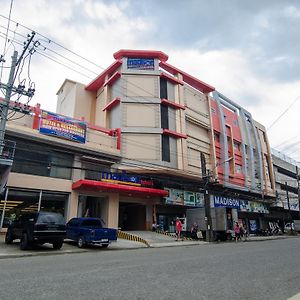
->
<box><xmin>72</xmin><ymin>179</ymin><xmax>169</xmax><ymax>198</ymax></box>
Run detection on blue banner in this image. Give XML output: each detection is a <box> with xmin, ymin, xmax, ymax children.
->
<box><xmin>39</xmin><ymin>111</ymin><xmax>86</xmax><ymax>143</ymax></box>
<box><xmin>127</xmin><ymin>58</ymin><xmax>154</xmax><ymax>70</ymax></box>
<box><xmin>213</xmin><ymin>195</ymin><xmax>240</xmax><ymax>209</ymax></box>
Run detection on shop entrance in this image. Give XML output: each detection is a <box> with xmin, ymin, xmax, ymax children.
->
<box><xmin>78</xmin><ymin>196</ymin><xmax>103</xmax><ymax>219</ymax></box>
<box><xmin>119</xmin><ymin>202</ymin><xmax>146</xmax><ymax>231</ymax></box>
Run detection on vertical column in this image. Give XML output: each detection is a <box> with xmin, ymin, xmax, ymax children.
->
<box><xmin>176</xmin><ymin>74</ymin><xmax>188</xmax><ymax>170</ymax></box>
<box><xmin>67</xmin><ymin>191</ymin><xmax>79</xmax><ymax>221</ymax></box>
<box><xmin>105</xmin><ymin>193</ymin><xmax>119</xmax><ymax>229</ymax></box>
<box><xmin>146</xmin><ymin>204</ymin><xmax>154</xmax><ymax>230</ymax></box>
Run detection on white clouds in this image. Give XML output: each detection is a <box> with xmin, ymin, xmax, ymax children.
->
<box><xmin>284</xmin><ymin>5</ymin><xmax>300</xmax><ymax>18</ymax></box>
<box><xmin>165</xmin><ymin>48</ymin><xmax>300</xmax><ymax>157</ymax></box>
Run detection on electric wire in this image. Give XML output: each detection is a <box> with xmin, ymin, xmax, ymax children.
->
<box><xmin>0</xmin><ymin>0</ymin><xmax>14</xmax><ymax>82</ymax></box>
<box><xmin>0</xmin><ymin>15</ymin><xmax>206</xmax><ymax>127</ymax></box>
<box><xmin>267</xmin><ymin>96</ymin><xmax>300</xmax><ymax>131</ymax></box>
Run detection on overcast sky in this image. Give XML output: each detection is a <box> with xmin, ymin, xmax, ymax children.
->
<box><xmin>1</xmin><ymin>0</ymin><xmax>300</xmax><ymax>161</ymax></box>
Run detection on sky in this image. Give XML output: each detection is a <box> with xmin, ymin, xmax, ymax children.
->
<box><xmin>1</xmin><ymin>0</ymin><xmax>300</xmax><ymax>162</ymax></box>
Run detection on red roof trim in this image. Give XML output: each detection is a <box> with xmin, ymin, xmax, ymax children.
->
<box><xmin>159</xmin><ymin>61</ymin><xmax>215</xmax><ymax>93</ymax></box>
<box><xmin>72</xmin><ymin>179</ymin><xmax>169</xmax><ymax>197</ymax></box>
<box><xmin>163</xmin><ymin>129</ymin><xmax>187</xmax><ymax>139</ymax></box>
<box><xmin>160</xmin><ymin>72</ymin><xmax>184</xmax><ymax>85</ymax></box>
<box><xmin>161</xmin><ymin>98</ymin><xmax>185</xmax><ymax>110</ymax></box>
<box><xmin>104</xmin><ymin>71</ymin><xmax>121</xmax><ymax>87</ymax></box>
<box><xmin>85</xmin><ymin>60</ymin><xmax>122</xmax><ymax>91</ymax></box>
<box><xmin>113</xmin><ymin>49</ymin><xmax>168</xmax><ymax>62</ymax></box>
<box><xmin>102</xmin><ymin>97</ymin><xmax>121</xmax><ymax>112</ymax></box>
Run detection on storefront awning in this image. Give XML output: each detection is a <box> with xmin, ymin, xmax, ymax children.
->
<box><xmin>72</xmin><ymin>179</ymin><xmax>169</xmax><ymax>198</ymax></box>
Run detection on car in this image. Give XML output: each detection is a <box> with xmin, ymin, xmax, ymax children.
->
<box><xmin>5</xmin><ymin>211</ymin><xmax>66</xmax><ymax>250</ymax></box>
<box><xmin>66</xmin><ymin>217</ymin><xmax>117</xmax><ymax>248</ymax></box>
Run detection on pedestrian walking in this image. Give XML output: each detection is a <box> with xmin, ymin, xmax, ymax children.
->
<box><xmin>234</xmin><ymin>222</ymin><xmax>240</xmax><ymax>242</ymax></box>
<box><xmin>190</xmin><ymin>222</ymin><xmax>198</xmax><ymax>240</ymax></box>
<box><xmin>175</xmin><ymin>217</ymin><xmax>183</xmax><ymax>241</ymax></box>
<box><xmin>240</xmin><ymin>224</ymin><xmax>247</xmax><ymax>242</ymax></box>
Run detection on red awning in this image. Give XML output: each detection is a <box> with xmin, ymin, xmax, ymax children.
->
<box><xmin>72</xmin><ymin>179</ymin><xmax>168</xmax><ymax>198</ymax></box>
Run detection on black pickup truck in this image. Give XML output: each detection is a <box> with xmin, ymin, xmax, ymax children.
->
<box><xmin>5</xmin><ymin>211</ymin><xmax>66</xmax><ymax>250</ymax></box>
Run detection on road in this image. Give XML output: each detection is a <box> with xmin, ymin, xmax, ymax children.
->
<box><xmin>0</xmin><ymin>238</ymin><xmax>299</xmax><ymax>300</ymax></box>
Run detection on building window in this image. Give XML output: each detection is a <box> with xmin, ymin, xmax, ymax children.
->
<box><xmin>84</xmin><ymin>162</ymin><xmax>111</xmax><ymax>180</ymax></box>
<box><xmin>161</xmin><ymin>105</ymin><xmax>169</xmax><ymax>129</ymax></box>
<box><xmin>160</xmin><ymin>78</ymin><xmax>168</xmax><ymax>99</ymax></box>
<box><xmin>162</xmin><ymin>135</ymin><xmax>170</xmax><ymax>162</ymax></box>
<box><xmin>235</xmin><ymin>165</ymin><xmax>242</xmax><ymax>173</ymax></box>
<box><xmin>11</xmin><ymin>138</ymin><xmax>73</xmax><ymax>179</ymax></box>
<box><xmin>233</xmin><ymin>141</ymin><xmax>240</xmax><ymax>151</ymax></box>
<box><xmin>0</xmin><ymin>188</ymin><xmax>69</xmax><ymax>228</ymax></box>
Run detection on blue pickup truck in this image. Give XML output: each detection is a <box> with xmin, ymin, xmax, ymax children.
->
<box><xmin>66</xmin><ymin>217</ymin><xmax>117</xmax><ymax>248</ymax></box>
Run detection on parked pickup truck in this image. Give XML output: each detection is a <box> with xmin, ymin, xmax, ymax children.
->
<box><xmin>66</xmin><ymin>217</ymin><xmax>117</xmax><ymax>248</ymax></box>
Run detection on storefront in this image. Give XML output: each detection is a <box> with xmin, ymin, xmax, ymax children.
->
<box><xmin>155</xmin><ymin>188</ymin><xmax>205</xmax><ymax>232</ymax></box>
<box><xmin>210</xmin><ymin>194</ymin><xmax>270</xmax><ymax>233</ymax></box>
<box><xmin>0</xmin><ymin>188</ymin><xmax>69</xmax><ymax>229</ymax></box>
<box><xmin>72</xmin><ymin>171</ymin><xmax>168</xmax><ymax>230</ymax></box>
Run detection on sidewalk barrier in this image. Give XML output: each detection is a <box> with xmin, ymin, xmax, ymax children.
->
<box><xmin>117</xmin><ymin>230</ymin><xmax>150</xmax><ymax>247</ymax></box>
<box><xmin>155</xmin><ymin>230</ymin><xmax>194</xmax><ymax>241</ymax></box>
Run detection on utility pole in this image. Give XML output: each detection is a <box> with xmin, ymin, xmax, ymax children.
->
<box><xmin>0</xmin><ymin>32</ymin><xmax>36</xmax><ymax>152</ymax></box>
<box><xmin>201</xmin><ymin>152</ymin><xmax>213</xmax><ymax>242</ymax></box>
<box><xmin>0</xmin><ymin>32</ymin><xmax>36</xmax><ymax>194</ymax></box>
<box><xmin>0</xmin><ymin>51</ymin><xmax>18</xmax><ymax>154</ymax></box>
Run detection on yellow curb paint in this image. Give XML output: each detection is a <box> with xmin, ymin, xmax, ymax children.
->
<box><xmin>117</xmin><ymin>230</ymin><xmax>150</xmax><ymax>247</ymax></box>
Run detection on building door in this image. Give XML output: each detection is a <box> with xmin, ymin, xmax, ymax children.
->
<box><xmin>119</xmin><ymin>202</ymin><xmax>146</xmax><ymax>230</ymax></box>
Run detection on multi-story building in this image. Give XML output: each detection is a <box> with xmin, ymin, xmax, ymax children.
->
<box><xmin>55</xmin><ymin>49</ymin><xmax>276</xmax><ymax>233</ymax></box>
<box><xmin>0</xmin><ymin>100</ymin><xmax>123</xmax><ymax>230</ymax></box>
<box><xmin>270</xmin><ymin>149</ymin><xmax>300</xmax><ymax>227</ymax></box>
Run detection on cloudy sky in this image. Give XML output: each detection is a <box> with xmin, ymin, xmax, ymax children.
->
<box><xmin>1</xmin><ymin>0</ymin><xmax>300</xmax><ymax>161</ymax></box>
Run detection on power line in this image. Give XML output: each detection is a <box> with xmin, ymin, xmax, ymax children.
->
<box><xmin>267</xmin><ymin>96</ymin><xmax>300</xmax><ymax>131</ymax></box>
<box><xmin>0</xmin><ymin>15</ymin><xmax>207</xmax><ymax>127</ymax></box>
<box><xmin>0</xmin><ymin>0</ymin><xmax>14</xmax><ymax>82</ymax></box>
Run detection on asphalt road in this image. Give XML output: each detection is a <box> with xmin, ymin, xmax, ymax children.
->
<box><xmin>0</xmin><ymin>238</ymin><xmax>299</xmax><ymax>300</ymax></box>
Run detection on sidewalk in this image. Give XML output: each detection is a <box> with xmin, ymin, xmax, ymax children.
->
<box><xmin>0</xmin><ymin>233</ymin><xmax>297</xmax><ymax>260</ymax></box>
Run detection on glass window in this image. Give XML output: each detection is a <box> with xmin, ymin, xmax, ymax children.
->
<box><xmin>40</xmin><ymin>192</ymin><xmax>69</xmax><ymax>217</ymax></box>
<box><xmin>10</xmin><ymin>138</ymin><xmax>73</xmax><ymax>179</ymax></box>
<box><xmin>235</xmin><ymin>165</ymin><xmax>242</xmax><ymax>173</ymax></box>
<box><xmin>37</xmin><ymin>212</ymin><xmax>65</xmax><ymax>224</ymax></box>
<box><xmin>84</xmin><ymin>162</ymin><xmax>111</xmax><ymax>180</ymax></box>
<box><xmin>162</xmin><ymin>135</ymin><xmax>170</xmax><ymax>162</ymax></box>
<box><xmin>160</xmin><ymin>78</ymin><xmax>168</xmax><ymax>99</ymax></box>
<box><xmin>1</xmin><ymin>189</ymin><xmax>40</xmax><ymax>228</ymax></box>
<box><xmin>81</xmin><ymin>219</ymin><xmax>102</xmax><ymax>228</ymax></box>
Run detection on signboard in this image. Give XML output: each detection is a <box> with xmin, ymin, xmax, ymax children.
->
<box><xmin>213</xmin><ymin>195</ymin><xmax>240</xmax><ymax>209</ymax></box>
<box><xmin>164</xmin><ymin>188</ymin><xmax>204</xmax><ymax>207</ymax></box>
<box><xmin>100</xmin><ymin>170</ymin><xmax>140</xmax><ymax>186</ymax></box>
<box><xmin>240</xmin><ymin>200</ymin><xmax>269</xmax><ymax>214</ymax></box>
<box><xmin>127</xmin><ymin>58</ymin><xmax>155</xmax><ymax>70</ymax></box>
<box><xmin>39</xmin><ymin>111</ymin><xmax>86</xmax><ymax>143</ymax></box>
<box><xmin>100</xmin><ymin>170</ymin><xmax>154</xmax><ymax>187</ymax></box>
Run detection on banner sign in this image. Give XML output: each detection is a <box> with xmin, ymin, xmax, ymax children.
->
<box><xmin>100</xmin><ymin>170</ymin><xmax>154</xmax><ymax>187</ymax></box>
<box><xmin>240</xmin><ymin>200</ymin><xmax>269</xmax><ymax>214</ymax></box>
<box><xmin>164</xmin><ymin>188</ymin><xmax>204</xmax><ymax>207</ymax></box>
<box><xmin>127</xmin><ymin>58</ymin><xmax>155</xmax><ymax>70</ymax></box>
<box><xmin>213</xmin><ymin>195</ymin><xmax>240</xmax><ymax>209</ymax></box>
<box><xmin>39</xmin><ymin>111</ymin><xmax>86</xmax><ymax>143</ymax></box>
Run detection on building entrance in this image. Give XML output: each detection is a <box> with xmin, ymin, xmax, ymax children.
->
<box><xmin>78</xmin><ymin>196</ymin><xmax>103</xmax><ymax>219</ymax></box>
<box><xmin>119</xmin><ymin>202</ymin><xmax>146</xmax><ymax>231</ymax></box>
